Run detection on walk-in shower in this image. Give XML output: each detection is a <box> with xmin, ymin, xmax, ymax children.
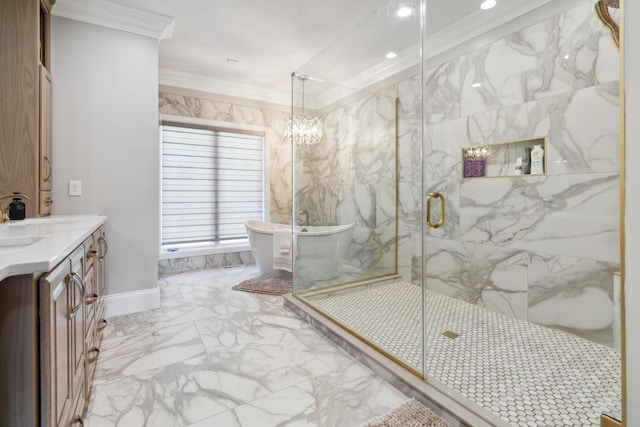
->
<box><xmin>289</xmin><ymin>0</ymin><xmax>623</xmax><ymax>426</ymax></box>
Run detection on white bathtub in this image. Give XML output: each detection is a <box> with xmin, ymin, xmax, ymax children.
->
<box><xmin>245</xmin><ymin>220</ymin><xmax>354</xmax><ymax>280</ymax></box>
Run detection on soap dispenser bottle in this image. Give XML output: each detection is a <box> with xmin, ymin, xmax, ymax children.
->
<box><xmin>530</xmin><ymin>144</ymin><xmax>545</xmax><ymax>175</ymax></box>
<box><xmin>8</xmin><ymin>193</ymin><xmax>26</xmax><ymax>220</ymax></box>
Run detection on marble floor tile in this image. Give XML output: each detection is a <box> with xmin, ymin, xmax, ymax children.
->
<box><xmin>86</xmin><ymin>265</ymin><xmax>405</xmax><ymax>427</ymax></box>
<box><xmin>187</xmin><ymin>361</ymin><xmax>406</xmax><ymax>427</ymax></box>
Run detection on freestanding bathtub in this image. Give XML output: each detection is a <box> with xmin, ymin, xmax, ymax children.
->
<box><xmin>245</xmin><ymin>220</ymin><xmax>354</xmax><ymax>280</ymax></box>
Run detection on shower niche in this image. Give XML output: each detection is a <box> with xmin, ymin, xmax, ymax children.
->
<box><xmin>462</xmin><ymin>137</ymin><xmax>546</xmax><ymax>178</ymax></box>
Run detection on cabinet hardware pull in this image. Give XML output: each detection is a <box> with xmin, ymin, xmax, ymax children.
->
<box><xmin>71</xmin><ymin>415</ymin><xmax>84</xmax><ymax>426</ymax></box>
<box><xmin>45</xmin><ymin>197</ymin><xmax>53</xmax><ymax>206</ymax></box>
<box><xmin>86</xmin><ymin>293</ymin><xmax>98</xmax><ymax>305</ymax></box>
<box><xmin>87</xmin><ymin>250</ymin><xmax>98</xmax><ymax>259</ymax></box>
<box><xmin>98</xmin><ymin>236</ymin><xmax>109</xmax><ymax>259</ymax></box>
<box><xmin>98</xmin><ymin>318</ymin><xmax>108</xmax><ymax>332</ymax></box>
<box><xmin>44</xmin><ymin>156</ymin><xmax>52</xmax><ymax>182</ymax></box>
<box><xmin>88</xmin><ymin>347</ymin><xmax>100</xmax><ymax>363</ymax></box>
<box><xmin>68</xmin><ymin>272</ymin><xmax>85</xmax><ymax>319</ymax></box>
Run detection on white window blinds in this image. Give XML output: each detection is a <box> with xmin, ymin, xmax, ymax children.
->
<box><xmin>161</xmin><ymin>122</ymin><xmax>264</xmax><ymax>246</ymax></box>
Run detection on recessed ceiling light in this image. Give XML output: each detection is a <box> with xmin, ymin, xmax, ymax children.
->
<box><xmin>471</xmin><ymin>82</ymin><xmax>482</xmax><ymax>88</ymax></box>
<box><xmin>480</xmin><ymin>0</ymin><xmax>497</xmax><ymax>10</ymax></box>
<box><xmin>385</xmin><ymin>52</ymin><xmax>397</xmax><ymax>59</ymax></box>
<box><xmin>396</xmin><ymin>6</ymin><xmax>413</xmax><ymax>17</ymax></box>
<box><xmin>563</xmin><ymin>54</ymin><xmax>570</xmax><ymax>59</ymax></box>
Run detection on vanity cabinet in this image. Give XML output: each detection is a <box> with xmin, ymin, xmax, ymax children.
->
<box><xmin>0</xmin><ymin>216</ymin><xmax>107</xmax><ymax>426</ymax></box>
<box><xmin>40</xmin><ymin>246</ymin><xmax>88</xmax><ymax>427</ymax></box>
<box><xmin>0</xmin><ymin>0</ymin><xmax>55</xmax><ymax>217</ymax></box>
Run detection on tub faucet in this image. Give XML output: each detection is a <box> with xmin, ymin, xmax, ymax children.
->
<box><xmin>298</xmin><ymin>209</ymin><xmax>309</xmax><ymax>227</ymax></box>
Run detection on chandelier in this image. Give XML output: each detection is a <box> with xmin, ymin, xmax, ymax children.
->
<box><xmin>284</xmin><ymin>114</ymin><xmax>323</xmax><ymax>146</ymax></box>
<box><xmin>286</xmin><ymin>73</ymin><xmax>323</xmax><ymax>146</ymax></box>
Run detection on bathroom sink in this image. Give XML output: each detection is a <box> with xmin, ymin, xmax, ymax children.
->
<box><xmin>0</xmin><ymin>236</ymin><xmax>42</xmax><ymax>247</ymax></box>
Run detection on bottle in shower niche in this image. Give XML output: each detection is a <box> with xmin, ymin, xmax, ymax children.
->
<box><xmin>463</xmin><ymin>152</ymin><xmax>474</xmax><ymax>177</ymax></box>
<box><xmin>530</xmin><ymin>144</ymin><xmax>544</xmax><ymax>175</ymax></box>
<box><xmin>523</xmin><ymin>146</ymin><xmax>532</xmax><ymax>174</ymax></box>
<box><xmin>473</xmin><ymin>155</ymin><xmax>485</xmax><ymax>177</ymax></box>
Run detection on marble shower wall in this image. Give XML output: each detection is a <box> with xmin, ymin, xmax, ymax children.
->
<box><xmin>422</xmin><ymin>1</ymin><xmax>620</xmax><ymax>346</ymax></box>
<box><xmin>294</xmin><ymin>93</ymin><xmax>399</xmax><ymax>281</ymax></box>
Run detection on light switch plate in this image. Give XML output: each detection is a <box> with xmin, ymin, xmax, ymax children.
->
<box><xmin>69</xmin><ymin>180</ymin><xmax>82</xmax><ymax>196</ymax></box>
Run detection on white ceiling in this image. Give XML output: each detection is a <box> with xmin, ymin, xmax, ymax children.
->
<box><xmin>104</xmin><ymin>0</ymin><xmax>587</xmax><ymax>106</ymax></box>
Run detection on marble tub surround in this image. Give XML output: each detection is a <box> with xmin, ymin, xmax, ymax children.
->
<box><xmin>86</xmin><ymin>265</ymin><xmax>409</xmax><ymax>427</ymax></box>
<box><xmin>158</xmin><ymin>250</ymin><xmax>254</xmax><ymax>277</ymax></box>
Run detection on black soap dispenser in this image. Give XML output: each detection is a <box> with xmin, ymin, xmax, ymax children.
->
<box><xmin>8</xmin><ymin>192</ymin><xmax>26</xmax><ymax>220</ymax></box>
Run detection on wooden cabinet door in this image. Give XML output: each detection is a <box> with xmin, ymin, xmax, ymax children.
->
<box><xmin>40</xmin><ymin>260</ymin><xmax>72</xmax><ymax>427</ymax></box>
<box><xmin>39</xmin><ymin>64</ymin><xmax>52</xmax><ymax>192</ymax></box>
<box><xmin>39</xmin><ymin>64</ymin><xmax>53</xmax><ymax>216</ymax></box>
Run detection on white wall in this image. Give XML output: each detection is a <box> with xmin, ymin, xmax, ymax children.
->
<box><xmin>625</xmin><ymin>2</ymin><xmax>640</xmax><ymax>423</ymax></box>
<box><xmin>51</xmin><ymin>17</ymin><xmax>160</xmax><ymax>299</ymax></box>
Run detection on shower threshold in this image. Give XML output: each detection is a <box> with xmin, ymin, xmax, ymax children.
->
<box><xmin>284</xmin><ymin>279</ymin><xmax>621</xmax><ymax>427</ymax></box>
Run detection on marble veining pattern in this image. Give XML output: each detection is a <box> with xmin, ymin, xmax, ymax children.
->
<box><xmin>295</xmin><ymin>93</ymin><xmax>398</xmax><ymax>282</ymax></box>
<box><xmin>415</xmin><ymin>1</ymin><xmax>621</xmax><ymax>346</ymax></box>
<box><xmin>159</xmin><ymin>251</ymin><xmax>254</xmax><ymax>277</ymax></box>
<box><xmin>86</xmin><ymin>266</ymin><xmax>408</xmax><ymax>426</ymax></box>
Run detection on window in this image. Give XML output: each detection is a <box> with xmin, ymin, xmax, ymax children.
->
<box><xmin>161</xmin><ymin>121</ymin><xmax>265</xmax><ymax>247</ymax></box>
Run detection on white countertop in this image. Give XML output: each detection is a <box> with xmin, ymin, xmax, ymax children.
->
<box><xmin>0</xmin><ymin>215</ymin><xmax>107</xmax><ymax>282</ymax></box>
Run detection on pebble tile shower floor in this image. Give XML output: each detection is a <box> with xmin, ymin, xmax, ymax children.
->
<box><xmin>85</xmin><ymin>265</ymin><xmax>408</xmax><ymax>427</ymax></box>
<box><xmin>305</xmin><ymin>279</ymin><xmax>621</xmax><ymax>427</ymax></box>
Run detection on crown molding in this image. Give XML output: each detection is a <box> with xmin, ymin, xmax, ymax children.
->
<box><xmin>312</xmin><ymin>43</ymin><xmax>420</xmax><ymax>110</ymax></box>
<box><xmin>52</xmin><ymin>0</ymin><xmax>174</xmax><ymax>40</ymax></box>
<box><xmin>159</xmin><ymin>69</ymin><xmax>291</xmax><ymax>107</ymax></box>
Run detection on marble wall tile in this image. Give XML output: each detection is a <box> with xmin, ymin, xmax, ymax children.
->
<box><xmin>425</xmin><ymin>237</ymin><xmax>529</xmax><ymax>320</ymax></box>
<box><xmin>424</xmin><ymin>60</ymin><xmax>462</xmax><ymax>124</ymax></box>
<box><xmin>454</xmin><ymin>2</ymin><xmax>619</xmax><ymax>118</ymax></box>
<box><xmin>528</xmin><ymin>252</ymin><xmax>618</xmax><ymax>346</ymax></box>
<box><xmin>459</xmin><ymin>173</ymin><xmax>619</xmax><ymax>263</ymax></box>
<box><xmin>528</xmin><ymin>81</ymin><xmax>620</xmax><ymax>175</ymax></box>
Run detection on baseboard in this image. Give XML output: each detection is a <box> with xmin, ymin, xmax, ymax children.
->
<box><xmin>104</xmin><ymin>288</ymin><xmax>160</xmax><ymax>318</ymax></box>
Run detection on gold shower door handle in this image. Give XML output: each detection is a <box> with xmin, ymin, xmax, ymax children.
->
<box><xmin>426</xmin><ymin>192</ymin><xmax>445</xmax><ymax>228</ymax></box>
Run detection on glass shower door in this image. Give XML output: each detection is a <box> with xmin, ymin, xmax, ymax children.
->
<box><xmin>421</xmin><ymin>0</ymin><xmax>623</xmax><ymax>425</ymax></box>
<box><xmin>290</xmin><ymin>0</ymin><xmax>425</xmax><ymax>375</ymax></box>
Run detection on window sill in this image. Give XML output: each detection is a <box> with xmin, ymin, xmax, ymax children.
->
<box><xmin>159</xmin><ymin>240</ymin><xmax>251</xmax><ymax>260</ymax></box>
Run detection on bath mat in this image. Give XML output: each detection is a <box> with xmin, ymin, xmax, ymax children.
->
<box><xmin>363</xmin><ymin>398</ymin><xmax>451</xmax><ymax>427</ymax></box>
<box><xmin>232</xmin><ymin>276</ymin><xmax>292</xmax><ymax>296</ymax></box>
